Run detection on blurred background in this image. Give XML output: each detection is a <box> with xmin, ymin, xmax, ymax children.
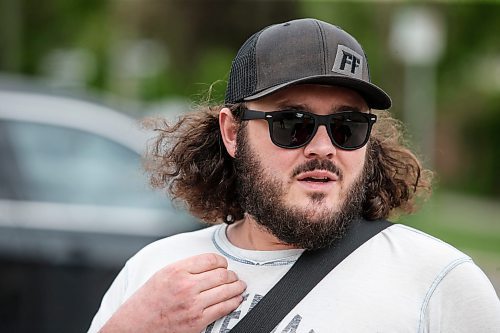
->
<box><xmin>0</xmin><ymin>0</ymin><xmax>499</xmax><ymax>332</ymax></box>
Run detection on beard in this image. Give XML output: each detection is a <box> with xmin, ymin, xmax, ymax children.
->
<box><xmin>234</xmin><ymin>126</ymin><xmax>368</xmax><ymax>250</ymax></box>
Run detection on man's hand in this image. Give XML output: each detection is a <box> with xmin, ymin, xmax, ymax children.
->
<box><xmin>99</xmin><ymin>253</ymin><xmax>246</xmax><ymax>333</ymax></box>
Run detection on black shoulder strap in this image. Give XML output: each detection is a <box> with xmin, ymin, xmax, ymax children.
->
<box><xmin>230</xmin><ymin>219</ymin><xmax>392</xmax><ymax>333</ymax></box>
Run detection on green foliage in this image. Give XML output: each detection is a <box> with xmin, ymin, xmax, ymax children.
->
<box><xmin>191</xmin><ymin>48</ymin><xmax>233</xmax><ymax>104</ymax></box>
<box><xmin>13</xmin><ymin>0</ymin><xmax>108</xmax><ymax>74</ymax></box>
<box><xmin>400</xmin><ymin>191</ymin><xmax>500</xmax><ymax>254</ymax></box>
<box><xmin>458</xmin><ymin>95</ymin><xmax>500</xmax><ymax>197</ymax></box>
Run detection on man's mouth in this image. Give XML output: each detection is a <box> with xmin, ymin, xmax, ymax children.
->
<box><xmin>302</xmin><ymin>176</ymin><xmax>330</xmax><ymax>183</ymax></box>
<box><xmin>297</xmin><ymin>171</ymin><xmax>338</xmax><ymax>183</ymax></box>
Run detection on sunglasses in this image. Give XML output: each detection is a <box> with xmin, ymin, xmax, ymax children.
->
<box><xmin>240</xmin><ymin>109</ymin><xmax>377</xmax><ymax>150</ymax></box>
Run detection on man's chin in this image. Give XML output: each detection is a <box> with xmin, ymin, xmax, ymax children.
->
<box><xmin>295</xmin><ymin>198</ymin><xmax>343</xmax><ymax>218</ymax></box>
<box><xmin>307</xmin><ymin>191</ymin><xmax>328</xmax><ymax>203</ymax></box>
<box><xmin>297</xmin><ymin>208</ymin><xmax>335</xmax><ymax>222</ymax></box>
<box><xmin>289</xmin><ymin>187</ymin><xmax>343</xmax><ymax>204</ymax></box>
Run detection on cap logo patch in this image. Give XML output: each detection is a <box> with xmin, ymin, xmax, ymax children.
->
<box><xmin>332</xmin><ymin>45</ymin><xmax>363</xmax><ymax>79</ymax></box>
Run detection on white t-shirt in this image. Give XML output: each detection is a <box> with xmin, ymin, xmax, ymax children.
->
<box><xmin>88</xmin><ymin>223</ymin><xmax>500</xmax><ymax>333</ymax></box>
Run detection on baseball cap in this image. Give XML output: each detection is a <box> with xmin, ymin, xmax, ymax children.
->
<box><xmin>225</xmin><ymin>18</ymin><xmax>392</xmax><ymax>110</ymax></box>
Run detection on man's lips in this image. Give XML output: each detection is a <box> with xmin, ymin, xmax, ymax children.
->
<box><xmin>296</xmin><ymin>170</ymin><xmax>339</xmax><ymax>183</ymax></box>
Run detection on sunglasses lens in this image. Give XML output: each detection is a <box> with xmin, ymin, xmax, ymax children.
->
<box><xmin>271</xmin><ymin>112</ymin><xmax>315</xmax><ymax>147</ymax></box>
<box><xmin>330</xmin><ymin>113</ymin><xmax>370</xmax><ymax>149</ymax></box>
<box><xmin>264</xmin><ymin>110</ymin><xmax>373</xmax><ymax>150</ymax></box>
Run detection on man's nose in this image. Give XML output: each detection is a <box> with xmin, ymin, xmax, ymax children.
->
<box><xmin>303</xmin><ymin>125</ymin><xmax>336</xmax><ymax>158</ymax></box>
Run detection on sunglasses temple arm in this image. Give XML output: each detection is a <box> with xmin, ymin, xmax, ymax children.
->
<box><xmin>241</xmin><ymin>109</ymin><xmax>268</xmax><ymax>120</ymax></box>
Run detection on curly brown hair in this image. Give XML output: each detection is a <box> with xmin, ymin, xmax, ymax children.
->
<box><xmin>144</xmin><ymin>104</ymin><xmax>432</xmax><ymax>224</ymax></box>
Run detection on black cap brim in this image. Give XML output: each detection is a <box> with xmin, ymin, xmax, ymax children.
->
<box><xmin>243</xmin><ymin>75</ymin><xmax>392</xmax><ymax>110</ymax></box>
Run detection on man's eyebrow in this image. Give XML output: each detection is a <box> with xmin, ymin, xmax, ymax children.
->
<box><xmin>274</xmin><ymin>101</ymin><xmax>309</xmax><ymax>111</ymax></box>
<box><xmin>333</xmin><ymin>105</ymin><xmax>363</xmax><ymax>113</ymax></box>
<box><xmin>275</xmin><ymin>102</ymin><xmax>364</xmax><ymax>113</ymax></box>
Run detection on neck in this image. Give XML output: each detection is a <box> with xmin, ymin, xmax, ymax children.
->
<box><xmin>226</xmin><ymin>215</ymin><xmax>298</xmax><ymax>251</ymax></box>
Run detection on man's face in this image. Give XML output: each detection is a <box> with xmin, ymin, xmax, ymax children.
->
<box><xmin>234</xmin><ymin>84</ymin><xmax>371</xmax><ymax>249</ymax></box>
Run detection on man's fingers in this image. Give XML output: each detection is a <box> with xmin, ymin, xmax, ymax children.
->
<box><xmin>199</xmin><ymin>280</ymin><xmax>247</xmax><ymax>308</ymax></box>
<box><xmin>178</xmin><ymin>253</ymin><xmax>228</xmax><ymax>274</ymax></box>
<box><xmin>194</xmin><ymin>268</ymin><xmax>239</xmax><ymax>292</ymax></box>
<box><xmin>202</xmin><ymin>294</ymin><xmax>245</xmax><ymax>325</ymax></box>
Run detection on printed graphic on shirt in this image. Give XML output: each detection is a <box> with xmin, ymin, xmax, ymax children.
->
<box><xmin>203</xmin><ymin>293</ymin><xmax>316</xmax><ymax>333</ymax></box>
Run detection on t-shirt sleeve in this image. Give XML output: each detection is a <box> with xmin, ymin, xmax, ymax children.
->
<box><xmin>425</xmin><ymin>260</ymin><xmax>500</xmax><ymax>332</ymax></box>
<box><xmin>86</xmin><ymin>263</ymin><xmax>130</xmax><ymax>333</ymax></box>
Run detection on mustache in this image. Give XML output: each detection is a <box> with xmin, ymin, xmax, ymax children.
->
<box><xmin>291</xmin><ymin>159</ymin><xmax>343</xmax><ymax>180</ymax></box>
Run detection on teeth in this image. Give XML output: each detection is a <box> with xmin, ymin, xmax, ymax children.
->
<box><xmin>305</xmin><ymin>177</ymin><xmax>329</xmax><ymax>182</ymax></box>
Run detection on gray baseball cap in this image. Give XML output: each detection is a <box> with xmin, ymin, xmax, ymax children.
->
<box><xmin>225</xmin><ymin>18</ymin><xmax>391</xmax><ymax>110</ymax></box>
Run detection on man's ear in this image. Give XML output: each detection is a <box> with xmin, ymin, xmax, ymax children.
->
<box><xmin>219</xmin><ymin>107</ymin><xmax>238</xmax><ymax>158</ymax></box>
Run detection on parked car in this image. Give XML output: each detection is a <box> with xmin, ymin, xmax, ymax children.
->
<box><xmin>0</xmin><ymin>90</ymin><xmax>203</xmax><ymax>333</ymax></box>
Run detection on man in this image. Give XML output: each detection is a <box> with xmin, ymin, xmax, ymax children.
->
<box><xmin>89</xmin><ymin>18</ymin><xmax>500</xmax><ymax>332</ymax></box>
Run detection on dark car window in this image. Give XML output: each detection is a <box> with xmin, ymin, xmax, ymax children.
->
<box><xmin>0</xmin><ymin>120</ymin><xmax>168</xmax><ymax>209</ymax></box>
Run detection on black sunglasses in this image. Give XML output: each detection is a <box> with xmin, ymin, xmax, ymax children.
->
<box><xmin>240</xmin><ymin>109</ymin><xmax>377</xmax><ymax>150</ymax></box>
